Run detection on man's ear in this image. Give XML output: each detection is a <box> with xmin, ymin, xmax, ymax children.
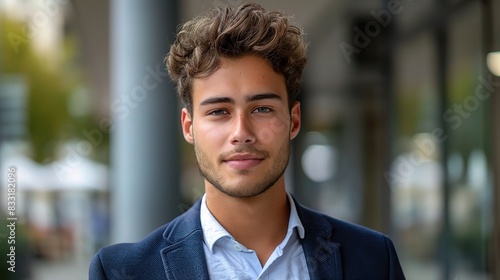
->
<box><xmin>290</xmin><ymin>101</ymin><xmax>301</xmax><ymax>140</ymax></box>
<box><xmin>181</xmin><ymin>108</ymin><xmax>194</xmax><ymax>144</ymax></box>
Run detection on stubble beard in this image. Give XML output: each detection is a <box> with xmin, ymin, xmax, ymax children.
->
<box><xmin>193</xmin><ymin>139</ymin><xmax>290</xmax><ymax>198</ymax></box>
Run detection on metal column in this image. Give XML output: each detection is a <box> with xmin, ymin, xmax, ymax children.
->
<box><xmin>110</xmin><ymin>0</ymin><xmax>181</xmax><ymax>243</ymax></box>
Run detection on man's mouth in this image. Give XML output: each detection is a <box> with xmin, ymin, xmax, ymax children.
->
<box><xmin>222</xmin><ymin>153</ymin><xmax>265</xmax><ymax>170</ymax></box>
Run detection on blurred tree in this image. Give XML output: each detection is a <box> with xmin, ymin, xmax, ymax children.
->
<box><xmin>1</xmin><ymin>14</ymin><xmax>106</xmax><ymax>164</ymax></box>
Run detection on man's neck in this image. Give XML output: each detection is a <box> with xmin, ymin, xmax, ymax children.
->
<box><xmin>205</xmin><ymin>180</ymin><xmax>290</xmax><ymax>265</ymax></box>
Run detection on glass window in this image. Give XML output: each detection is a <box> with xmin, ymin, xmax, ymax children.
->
<box><xmin>391</xmin><ymin>1</ymin><xmax>494</xmax><ymax>279</ymax></box>
<box><xmin>446</xmin><ymin>2</ymin><xmax>493</xmax><ymax>279</ymax></box>
<box><xmin>391</xmin><ymin>31</ymin><xmax>442</xmax><ymax>280</ymax></box>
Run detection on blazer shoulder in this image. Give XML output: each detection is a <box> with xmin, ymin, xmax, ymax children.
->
<box><xmin>89</xmin><ymin>224</ymin><xmax>169</xmax><ymax>279</ymax></box>
<box><xmin>89</xmin><ymin>201</ymin><xmax>203</xmax><ymax>279</ymax></box>
<box><xmin>296</xmin><ymin>202</ymin><xmax>405</xmax><ymax>279</ymax></box>
<box><xmin>297</xmin><ymin>201</ymin><xmax>389</xmax><ymax>241</ymax></box>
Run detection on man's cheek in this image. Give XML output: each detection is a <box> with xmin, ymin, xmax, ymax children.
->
<box><xmin>259</xmin><ymin>120</ymin><xmax>287</xmax><ymax>144</ymax></box>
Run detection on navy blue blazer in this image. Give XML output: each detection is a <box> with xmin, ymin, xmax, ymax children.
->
<box><xmin>89</xmin><ymin>198</ymin><xmax>405</xmax><ymax>279</ymax></box>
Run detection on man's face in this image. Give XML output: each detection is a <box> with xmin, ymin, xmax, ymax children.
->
<box><xmin>181</xmin><ymin>55</ymin><xmax>301</xmax><ymax>198</ymax></box>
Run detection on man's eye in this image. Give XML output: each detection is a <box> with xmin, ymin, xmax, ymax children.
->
<box><xmin>208</xmin><ymin>109</ymin><xmax>227</xmax><ymax>116</ymax></box>
<box><xmin>253</xmin><ymin>107</ymin><xmax>272</xmax><ymax>113</ymax></box>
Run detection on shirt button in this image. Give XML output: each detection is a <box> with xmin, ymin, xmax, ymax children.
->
<box><xmin>233</xmin><ymin>244</ymin><xmax>242</xmax><ymax>251</ymax></box>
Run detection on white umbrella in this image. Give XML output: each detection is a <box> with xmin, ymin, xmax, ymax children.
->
<box><xmin>48</xmin><ymin>157</ymin><xmax>108</xmax><ymax>191</ymax></box>
<box><xmin>1</xmin><ymin>154</ymin><xmax>52</xmax><ymax>191</ymax></box>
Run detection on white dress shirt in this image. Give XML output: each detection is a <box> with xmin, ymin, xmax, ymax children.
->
<box><xmin>200</xmin><ymin>193</ymin><xmax>310</xmax><ymax>280</ymax></box>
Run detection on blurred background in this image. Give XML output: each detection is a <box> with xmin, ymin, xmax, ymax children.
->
<box><xmin>0</xmin><ymin>0</ymin><xmax>498</xmax><ymax>279</ymax></box>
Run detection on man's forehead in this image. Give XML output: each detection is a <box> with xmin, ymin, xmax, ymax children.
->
<box><xmin>190</xmin><ymin>55</ymin><xmax>288</xmax><ymax>106</ymax></box>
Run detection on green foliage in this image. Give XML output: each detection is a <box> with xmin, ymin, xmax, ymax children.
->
<box><xmin>0</xmin><ymin>14</ymin><xmax>106</xmax><ymax>163</ymax></box>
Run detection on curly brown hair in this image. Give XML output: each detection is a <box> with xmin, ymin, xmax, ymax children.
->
<box><xmin>166</xmin><ymin>3</ymin><xmax>307</xmax><ymax>115</ymax></box>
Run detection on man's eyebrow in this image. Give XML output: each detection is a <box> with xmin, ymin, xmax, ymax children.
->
<box><xmin>199</xmin><ymin>93</ymin><xmax>281</xmax><ymax>106</ymax></box>
<box><xmin>246</xmin><ymin>93</ymin><xmax>282</xmax><ymax>102</ymax></box>
<box><xmin>199</xmin><ymin>97</ymin><xmax>235</xmax><ymax>106</ymax></box>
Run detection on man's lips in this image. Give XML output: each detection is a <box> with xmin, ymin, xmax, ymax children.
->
<box><xmin>222</xmin><ymin>153</ymin><xmax>264</xmax><ymax>170</ymax></box>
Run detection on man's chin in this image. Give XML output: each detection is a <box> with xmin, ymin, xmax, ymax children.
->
<box><xmin>212</xmin><ymin>182</ymin><xmax>274</xmax><ymax>199</ymax></box>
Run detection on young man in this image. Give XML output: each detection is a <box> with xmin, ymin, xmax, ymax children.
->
<box><xmin>89</xmin><ymin>3</ymin><xmax>405</xmax><ymax>279</ymax></box>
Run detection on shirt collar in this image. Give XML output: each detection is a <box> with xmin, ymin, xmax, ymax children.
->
<box><xmin>287</xmin><ymin>192</ymin><xmax>306</xmax><ymax>239</ymax></box>
<box><xmin>200</xmin><ymin>192</ymin><xmax>306</xmax><ymax>253</ymax></box>
<box><xmin>200</xmin><ymin>194</ymin><xmax>232</xmax><ymax>253</ymax></box>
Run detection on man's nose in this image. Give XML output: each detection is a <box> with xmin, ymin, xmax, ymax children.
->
<box><xmin>230</xmin><ymin>113</ymin><xmax>256</xmax><ymax>145</ymax></box>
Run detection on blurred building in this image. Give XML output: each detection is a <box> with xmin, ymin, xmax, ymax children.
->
<box><xmin>1</xmin><ymin>0</ymin><xmax>499</xmax><ymax>279</ymax></box>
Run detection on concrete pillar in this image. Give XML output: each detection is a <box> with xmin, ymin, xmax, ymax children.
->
<box><xmin>110</xmin><ymin>0</ymin><xmax>180</xmax><ymax>243</ymax></box>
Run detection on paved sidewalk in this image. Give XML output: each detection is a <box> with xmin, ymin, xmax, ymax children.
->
<box><xmin>32</xmin><ymin>257</ymin><xmax>89</xmax><ymax>280</ymax></box>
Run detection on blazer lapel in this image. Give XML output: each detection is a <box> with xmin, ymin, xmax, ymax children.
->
<box><xmin>295</xmin><ymin>198</ymin><xmax>343</xmax><ymax>280</ymax></box>
<box><xmin>161</xmin><ymin>234</ymin><xmax>209</xmax><ymax>280</ymax></box>
<box><xmin>160</xmin><ymin>200</ymin><xmax>210</xmax><ymax>280</ymax></box>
